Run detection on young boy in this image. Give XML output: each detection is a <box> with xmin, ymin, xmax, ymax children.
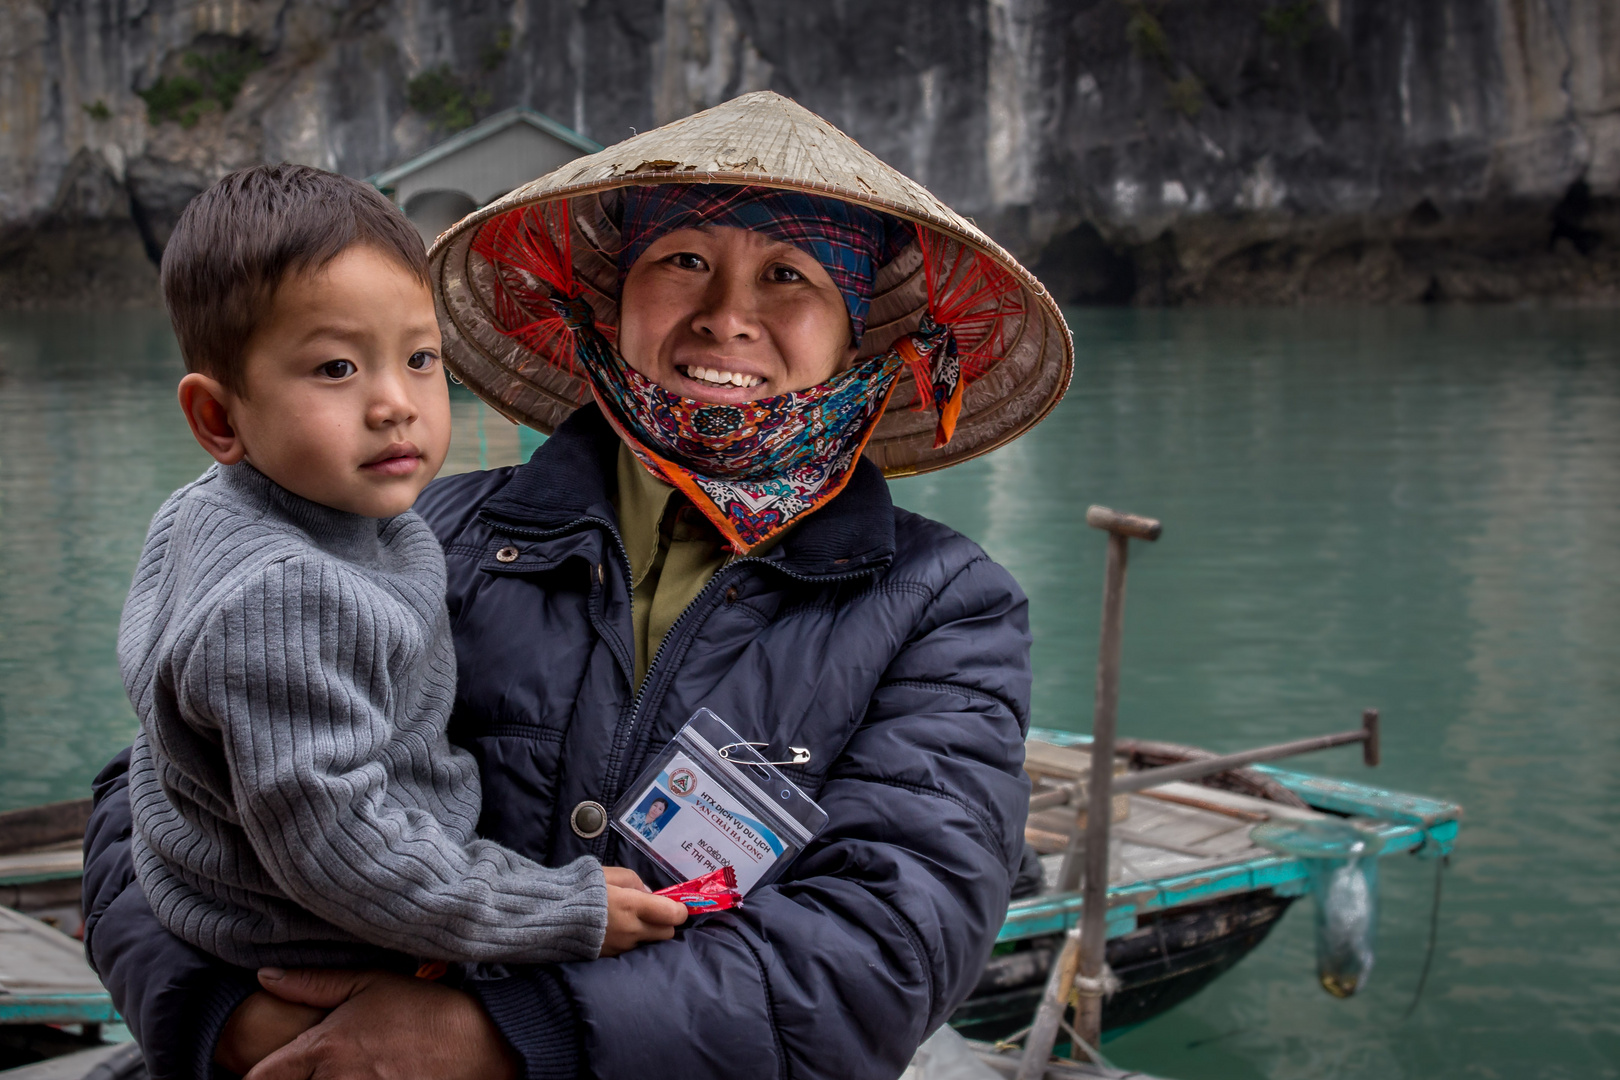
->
<box><xmin>121</xmin><ymin>165</ymin><xmax>686</xmax><ymax>988</ymax></box>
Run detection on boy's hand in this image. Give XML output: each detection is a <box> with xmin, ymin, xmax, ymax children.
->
<box><xmin>600</xmin><ymin>866</ymin><xmax>688</xmax><ymax>956</ymax></box>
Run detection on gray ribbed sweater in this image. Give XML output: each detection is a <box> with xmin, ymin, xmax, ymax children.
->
<box><xmin>122</xmin><ymin>463</ymin><xmax>606</xmax><ymax>969</ymax></box>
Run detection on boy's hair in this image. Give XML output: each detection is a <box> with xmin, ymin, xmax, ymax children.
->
<box><xmin>161</xmin><ymin>163</ymin><xmax>430</xmax><ymax>393</ymax></box>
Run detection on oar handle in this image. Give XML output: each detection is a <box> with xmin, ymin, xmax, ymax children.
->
<box><xmin>1086</xmin><ymin>505</ymin><xmax>1163</xmax><ymax>541</ymax></box>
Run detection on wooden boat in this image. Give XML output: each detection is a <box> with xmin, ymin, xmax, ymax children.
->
<box><xmin>0</xmin><ymin>739</ymin><xmax>1460</xmax><ymax>1073</ymax></box>
<box><xmin>948</xmin><ymin>728</ymin><xmax>1461</xmax><ymax>1042</ymax></box>
<box><xmin>0</xmin><ymin>799</ymin><xmax>91</xmax><ymax>938</ymax></box>
<box><xmin>0</xmin><ymin>798</ymin><xmax>114</xmax><ymax>1070</ymax></box>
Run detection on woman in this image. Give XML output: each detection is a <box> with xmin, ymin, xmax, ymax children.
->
<box><xmin>83</xmin><ymin>92</ymin><xmax>1072</xmax><ymax>1079</ymax></box>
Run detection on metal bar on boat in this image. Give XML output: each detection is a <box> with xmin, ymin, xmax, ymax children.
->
<box><xmin>1028</xmin><ymin>781</ymin><xmax>1078</xmax><ymax>814</ymax></box>
<box><xmin>1112</xmin><ymin>709</ymin><xmax>1380</xmax><ymax>794</ymax></box>
<box><xmin>1068</xmin><ymin>507</ymin><xmax>1161</xmax><ymax>1055</ymax></box>
<box><xmin>1028</xmin><ymin>710</ymin><xmax>1379</xmax><ymax>814</ymax></box>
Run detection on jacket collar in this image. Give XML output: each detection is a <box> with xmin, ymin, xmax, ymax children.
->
<box><xmin>481</xmin><ymin>405</ymin><xmax>896</xmax><ymax>578</ymax></box>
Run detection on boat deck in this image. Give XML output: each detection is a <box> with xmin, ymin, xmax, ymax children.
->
<box><xmin>1002</xmin><ymin>728</ymin><xmax>1462</xmax><ymax>946</ymax></box>
<box><xmin>0</xmin><ymin>906</ymin><xmax>116</xmax><ymax>1027</ymax></box>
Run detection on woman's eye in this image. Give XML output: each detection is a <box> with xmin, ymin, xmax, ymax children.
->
<box><xmin>768</xmin><ymin>264</ymin><xmax>804</xmax><ymax>283</ymax></box>
<box><xmin>671</xmin><ymin>252</ymin><xmax>706</xmax><ymax>270</ymax></box>
<box><xmin>318</xmin><ymin>360</ymin><xmax>356</xmax><ymax>379</ymax></box>
<box><xmin>407</xmin><ymin>351</ymin><xmax>437</xmax><ymax>371</ymax></box>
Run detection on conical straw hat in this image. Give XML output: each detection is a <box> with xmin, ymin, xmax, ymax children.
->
<box><xmin>429</xmin><ymin>91</ymin><xmax>1072</xmax><ymax>476</ymax></box>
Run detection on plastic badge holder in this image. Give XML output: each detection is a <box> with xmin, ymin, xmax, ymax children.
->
<box><xmin>611</xmin><ymin>708</ymin><xmax>829</xmax><ymax>893</ymax></box>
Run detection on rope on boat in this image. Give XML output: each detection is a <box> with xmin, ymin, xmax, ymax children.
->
<box><xmin>1072</xmin><ymin>968</ymin><xmax>1122</xmax><ymax>999</ymax></box>
<box><xmin>1057</xmin><ymin>1019</ymin><xmax>1124</xmax><ymax>1077</ymax></box>
<box><xmin>1401</xmin><ymin>853</ymin><xmax>1449</xmax><ymax>1021</ymax></box>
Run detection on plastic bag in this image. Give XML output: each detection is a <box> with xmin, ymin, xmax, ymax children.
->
<box><xmin>1252</xmin><ymin>818</ymin><xmax>1382</xmax><ymax>997</ymax></box>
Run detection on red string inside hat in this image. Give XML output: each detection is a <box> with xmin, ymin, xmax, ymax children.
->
<box><xmin>915</xmin><ymin>224</ymin><xmax>1021</xmax><ymax>383</ymax></box>
<box><xmin>470</xmin><ymin>201</ymin><xmax>597</xmax><ymax>386</ymax></box>
<box><xmin>893</xmin><ymin>225</ymin><xmax>1023</xmax><ymax>447</ymax></box>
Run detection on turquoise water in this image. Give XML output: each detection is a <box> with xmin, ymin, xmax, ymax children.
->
<box><xmin>2</xmin><ymin>308</ymin><xmax>1617</xmax><ymax>1078</ymax></box>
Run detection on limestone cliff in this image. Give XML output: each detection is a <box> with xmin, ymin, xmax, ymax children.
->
<box><xmin>2</xmin><ymin>0</ymin><xmax>1616</xmax><ymax>306</ymax></box>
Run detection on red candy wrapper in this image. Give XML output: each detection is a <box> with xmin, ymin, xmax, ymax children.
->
<box><xmin>655</xmin><ymin>866</ymin><xmax>743</xmax><ymax>913</ymax></box>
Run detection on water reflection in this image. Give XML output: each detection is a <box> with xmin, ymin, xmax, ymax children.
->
<box><xmin>1</xmin><ymin>307</ymin><xmax>1617</xmax><ymax>1078</ymax></box>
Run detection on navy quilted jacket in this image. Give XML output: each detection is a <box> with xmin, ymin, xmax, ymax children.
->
<box><xmin>83</xmin><ymin>405</ymin><xmax>1032</xmax><ymax>1080</ymax></box>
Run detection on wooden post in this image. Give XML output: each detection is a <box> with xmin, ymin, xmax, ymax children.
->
<box><xmin>1071</xmin><ymin>507</ymin><xmax>1160</xmax><ymax>1053</ymax></box>
<box><xmin>1013</xmin><ymin>926</ymin><xmax>1083</xmax><ymax>1080</ymax></box>
<box><xmin>1018</xmin><ymin>508</ymin><xmax>1159</xmax><ymax>1075</ymax></box>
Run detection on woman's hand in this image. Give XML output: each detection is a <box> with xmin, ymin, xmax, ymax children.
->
<box><xmin>240</xmin><ymin>968</ymin><xmax>519</xmax><ymax>1080</ymax></box>
<box><xmin>214</xmin><ymin>991</ymin><xmax>327</xmax><ymax>1075</ymax></box>
<box><xmin>601</xmin><ymin>866</ymin><xmax>688</xmax><ymax>956</ymax></box>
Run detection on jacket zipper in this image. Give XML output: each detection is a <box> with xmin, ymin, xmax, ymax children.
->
<box><xmin>613</xmin><ymin>558</ymin><xmax>879</xmax><ymax>792</ymax></box>
<box><xmin>484</xmin><ymin>511</ymin><xmax>883</xmax><ymax>835</ymax></box>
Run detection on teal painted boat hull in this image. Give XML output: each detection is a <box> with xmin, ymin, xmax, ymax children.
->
<box><xmin>949</xmin><ymin>728</ymin><xmax>1461</xmax><ymax>1039</ymax></box>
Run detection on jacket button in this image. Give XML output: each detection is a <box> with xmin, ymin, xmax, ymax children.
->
<box><xmin>570</xmin><ymin>800</ymin><xmax>607</xmax><ymax>839</ymax></box>
<box><xmin>495</xmin><ymin>546</ymin><xmax>519</xmax><ymax>563</ymax></box>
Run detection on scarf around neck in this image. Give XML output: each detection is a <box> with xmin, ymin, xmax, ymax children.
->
<box><xmin>550</xmin><ymin>294</ymin><xmax>929</xmax><ymax>553</ymax></box>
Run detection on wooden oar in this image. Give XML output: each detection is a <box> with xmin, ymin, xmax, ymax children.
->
<box><xmin>1066</xmin><ymin>506</ymin><xmax>1157</xmax><ymax>1060</ymax></box>
<box><xmin>1026</xmin><ymin>711</ymin><xmax>1379</xmax><ymax>812</ymax></box>
<box><xmin>1018</xmin><ymin>506</ymin><xmax>1159</xmax><ymax>1076</ymax></box>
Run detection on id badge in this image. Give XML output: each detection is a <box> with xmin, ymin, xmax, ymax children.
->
<box><xmin>611</xmin><ymin>709</ymin><xmax>829</xmax><ymax>893</ymax></box>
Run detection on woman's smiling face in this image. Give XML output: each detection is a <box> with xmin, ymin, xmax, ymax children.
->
<box><xmin>617</xmin><ymin>225</ymin><xmax>859</xmax><ymax>403</ymax></box>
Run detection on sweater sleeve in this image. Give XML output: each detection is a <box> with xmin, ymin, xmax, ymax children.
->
<box><xmin>172</xmin><ymin>558</ymin><xmax>607</xmax><ymax>964</ymax></box>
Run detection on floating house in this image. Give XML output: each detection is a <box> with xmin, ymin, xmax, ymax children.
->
<box><xmin>369</xmin><ymin>107</ymin><xmax>601</xmax><ymax>245</ymax></box>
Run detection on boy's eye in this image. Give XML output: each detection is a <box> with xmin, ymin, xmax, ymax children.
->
<box><xmin>318</xmin><ymin>360</ymin><xmax>356</xmax><ymax>379</ymax></box>
<box><xmin>407</xmin><ymin>351</ymin><xmax>437</xmax><ymax>371</ymax></box>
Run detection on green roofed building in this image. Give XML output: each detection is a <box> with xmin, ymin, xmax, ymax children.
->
<box><xmin>369</xmin><ymin>107</ymin><xmax>601</xmax><ymax>246</ymax></box>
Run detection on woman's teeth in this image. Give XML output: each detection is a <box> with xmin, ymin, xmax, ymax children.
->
<box><xmin>682</xmin><ymin>366</ymin><xmax>763</xmax><ymax>389</ymax></box>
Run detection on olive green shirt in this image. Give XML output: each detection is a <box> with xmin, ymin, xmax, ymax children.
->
<box><xmin>613</xmin><ymin>444</ymin><xmax>787</xmax><ymax>689</ymax></box>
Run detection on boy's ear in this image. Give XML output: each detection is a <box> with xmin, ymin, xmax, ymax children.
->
<box><xmin>178</xmin><ymin>373</ymin><xmax>246</xmax><ymax>465</ymax></box>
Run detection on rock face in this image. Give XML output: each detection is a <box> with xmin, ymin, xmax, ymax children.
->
<box><xmin>2</xmin><ymin>0</ymin><xmax>1617</xmax><ymax>306</ymax></box>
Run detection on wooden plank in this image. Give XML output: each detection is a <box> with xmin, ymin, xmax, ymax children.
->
<box><xmin>0</xmin><ymin>848</ymin><xmax>83</xmax><ymax>888</ymax></box>
<box><xmin>0</xmin><ymin>905</ymin><xmax>115</xmax><ymax>1026</ymax></box>
<box><xmin>1114</xmin><ymin>825</ymin><xmax>1234</xmax><ymax>858</ymax></box>
<box><xmin>0</xmin><ymin>800</ymin><xmax>92</xmax><ymax>857</ymax></box>
<box><xmin>1028</xmin><ymin>727</ymin><xmax>1461</xmax><ymax>835</ymax></box>
<box><xmin>1023</xmin><ymin>740</ymin><xmax>1095</xmax><ymax>780</ymax></box>
<box><xmin>1253</xmin><ymin>764</ymin><xmax>1462</xmax><ymax>827</ymax></box>
<box><xmin>1140</xmin><ymin>781</ymin><xmax>1328</xmax><ymax>823</ymax></box>
<box><xmin>0</xmin><ymin>993</ymin><xmax>118</xmax><ymax>1025</ymax></box>
<box><xmin>1033</xmin><ymin>794</ymin><xmax>1276</xmax><ymax>882</ymax></box>
<box><xmin>0</xmin><ymin>1043</ymin><xmax>141</xmax><ymax>1080</ymax></box>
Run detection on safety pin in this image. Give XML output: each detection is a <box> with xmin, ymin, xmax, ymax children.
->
<box><xmin>717</xmin><ymin>741</ymin><xmax>811</xmax><ymax>767</ymax></box>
